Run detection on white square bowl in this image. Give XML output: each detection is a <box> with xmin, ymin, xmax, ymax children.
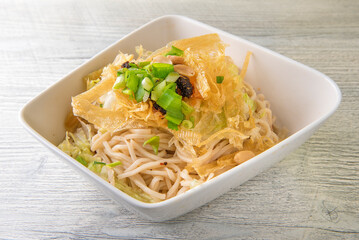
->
<box><xmin>19</xmin><ymin>15</ymin><xmax>341</xmax><ymax>221</ymax></box>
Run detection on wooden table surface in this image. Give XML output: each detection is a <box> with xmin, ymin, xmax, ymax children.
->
<box><xmin>1</xmin><ymin>0</ymin><xmax>358</xmax><ymax>239</ymax></box>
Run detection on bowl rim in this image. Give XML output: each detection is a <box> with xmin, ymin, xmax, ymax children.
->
<box><xmin>19</xmin><ymin>14</ymin><xmax>342</xmax><ymax>209</ymax></box>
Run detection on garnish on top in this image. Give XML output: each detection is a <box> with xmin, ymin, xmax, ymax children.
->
<box><xmin>112</xmin><ymin>46</ymin><xmax>194</xmax><ymax>130</ymax></box>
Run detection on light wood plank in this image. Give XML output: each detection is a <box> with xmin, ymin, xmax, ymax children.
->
<box><xmin>0</xmin><ymin>0</ymin><xmax>358</xmax><ymax>239</ymax></box>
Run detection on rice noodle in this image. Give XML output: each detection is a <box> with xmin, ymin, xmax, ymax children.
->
<box><xmin>86</xmin><ymin>80</ymin><xmax>282</xmax><ymax>202</ymax></box>
<box><xmin>88</xmin><ymin>127</ymin><xmax>263</xmax><ymax>202</ymax></box>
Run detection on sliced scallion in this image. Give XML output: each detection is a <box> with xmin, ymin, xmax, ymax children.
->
<box><xmin>142</xmin><ymin>77</ymin><xmax>154</xmax><ymax>91</ymax></box>
<box><xmin>216</xmin><ymin>76</ymin><xmax>224</xmax><ymax>83</ymax></box>
<box><xmin>163</xmin><ymin>82</ymin><xmax>177</xmax><ymax>92</ymax></box>
<box><xmin>143</xmin><ymin>136</ymin><xmax>160</xmax><ymax>155</ymax></box>
<box><xmin>135</xmin><ymin>84</ymin><xmax>146</xmax><ymax>103</ymax></box>
<box><xmin>142</xmin><ymin>90</ymin><xmax>150</xmax><ymax>102</ymax></box>
<box><xmin>129</xmin><ymin>62</ymin><xmax>138</xmax><ymax>68</ymax></box>
<box><xmin>113</xmin><ymin>74</ymin><xmax>126</xmax><ymax>90</ymax></box>
<box><xmin>165</xmin><ymin>46</ymin><xmax>184</xmax><ymax>56</ymax></box>
<box><xmin>181</xmin><ymin>120</ymin><xmax>193</xmax><ymax>129</ymax></box>
<box><xmin>126</xmin><ymin>73</ymin><xmax>140</xmax><ymax>93</ymax></box>
<box><xmin>165</xmin><ymin>110</ymin><xmax>183</xmax><ymax>125</ymax></box>
<box><xmin>151</xmin><ymin>80</ymin><xmax>167</xmax><ymax>101</ymax></box>
<box><xmin>181</xmin><ymin>101</ymin><xmax>194</xmax><ymax>116</ymax></box>
<box><xmin>117</xmin><ymin>68</ymin><xmax>128</xmax><ymax>75</ymax></box>
<box><xmin>159</xmin><ymin>88</ymin><xmax>184</xmax><ymax>126</ymax></box>
<box><xmin>107</xmin><ymin>161</ymin><xmax>122</xmax><ymax>168</ymax></box>
<box><xmin>138</xmin><ymin>61</ymin><xmax>151</xmax><ymax>68</ymax></box>
<box><xmin>122</xmin><ymin>88</ymin><xmax>134</xmax><ymax>99</ymax></box>
<box><xmin>151</xmin><ymin>63</ymin><xmax>174</xmax><ymax>79</ymax></box>
<box><xmin>143</xmin><ymin>64</ymin><xmax>152</xmax><ymax>71</ymax></box>
<box><xmin>164</xmin><ymin>72</ymin><xmax>180</xmax><ymax>83</ymax></box>
<box><xmin>167</xmin><ymin>121</ymin><xmax>179</xmax><ymax>130</ymax></box>
<box><xmin>127</xmin><ymin>68</ymin><xmax>147</xmax><ymax>75</ymax></box>
<box><xmin>157</xmin><ymin>89</ymin><xmax>181</xmax><ymax>110</ymax></box>
<box><xmin>94</xmin><ymin>161</ymin><xmax>106</xmax><ymax>165</ymax></box>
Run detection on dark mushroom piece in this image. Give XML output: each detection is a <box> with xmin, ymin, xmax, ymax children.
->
<box><xmin>176</xmin><ymin>75</ymin><xmax>193</xmax><ymax>98</ymax></box>
<box><xmin>153</xmin><ymin>102</ymin><xmax>166</xmax><ymax>115</ymax></box>
<box><xmin>121</xmin><ymin>61</ymin><xmax>131</xmax><ymax>68</ymax></box>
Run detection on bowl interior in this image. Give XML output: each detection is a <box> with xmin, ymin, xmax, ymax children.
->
<box><xmin>21</xmin><ymin>16</ymin><xmax>340</xmax><ymax>147</ymax></box>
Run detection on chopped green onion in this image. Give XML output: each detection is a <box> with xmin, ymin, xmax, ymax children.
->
<box><xmin>167</xmin><ymin>121</ymin><xmax>178</xmax><ymax>130</ymax></box>
<box><xmin>124</xmin><ymin>68</ymin><xmax>129</xmax><ymax>81</ymax></box>
<box><xmin>142</xmin><ymin>77</ymin><xmax>154</xmax><ymax>91</ymax></box>
<box><xmin>113</xmin><ymin>74</ymin><xmax>126</xmax><ymax>90</ymax></box>
<box><xmin>129</xmin><ymin>62</ymin><xmax>138</xmax><ymax>68</ymax></box>
<box><xmin>151</xmin><ymin>63</ymin><xmax>174</xmax><ymax>79</ymax></box>
<box><xmin>99</xmin><ymin>104</ymin><xmax>103</xmax><ymax>108</ymax></box>
<box><xmin>126</xmin><ymin>72</ymin><xmax>140</xmax><ymax>93</ymax></box>
<box><xmin>143</xmin><ymin>64</ymin><xmax>152</xmax><ymax>71</ymax></box>
<box><xmin>181</xmin><ymin>120</ymin><xmax>193</xmax><ymax>129</ymax></box>
<box><xmin>135</xmin><ymin>84</ymin><xmax>146</xmax><ymax>102</ymax></box>
<box><xmin>164</xmin><ymin>82</ymin><xmax>177</xmax><ymax>92</ymax></box>
<box><xmin>216</xmin><ymin>76</ymin><xmax>224</xmax><ymax>83</ymax></box>
<box><xmin>94</xmin><ymin>161</ymin><xmax>106</xmax><ymax>165</ymax></box>
<box><xmin>165</xmin><ymin>113</ymin><xmax>183</xmax><ymax>125</ymax></box>
<box><xmin>127</xmin><ymin>68</ymin><xmax>147</xmax><ymax>74</ymax></box>
<box><xmin>107</xmin><ymin>161</ymin><xmax>122</xmax><ymax>168</ymax></box>
<box><xmin>122</xmin><ymin>88</ymin><xmax>134</xmax><ymax>99</ymax></box>
<box><xmin>117</xmin><ymin>68</ymin><xmax>128</xmax><ymax>75</ymax></box>
<box><xmin>151</xmin><ymin>80</ymin><xmax>167</xmax><ymax>101</ymax></box>
<box><xmin>143</xmin><ymin>136</ymin><xmax>160</xmax><ymax>155</ymax></box>
<box><xmin>150</xmin><ymin>92</ymin><xmax>159</xmax><ymax>101</ymax></box>
<box><xmin>76</xmin><ymin>156</ymin><xmax>88</xmax><ymax>167</ymax></box>
<box><xmin>157</xmin><ymin>88</ymin><xmax>184</xmax><ymax>126</ymax></box>
<box><xmin>164</xmin><ymin>72</ymin><xmax>180</xmax><ymax>83</ymax></box>
<box><xmin>142</xmin><ymin>90</ymin><xmax>150</xmax><ymax>102</ymax></box>
<box><xmin>165</xmin><ymin>46</ymin><xmax>184</xmax><ymax>56</ymax></box>
<box><xmin>165</xmin><ymin>103</ymin><xmax>184</xmax><ymax>125</ymax></box>
<box><xmin>157</xmin><ymin>89</ymin><xmax>182</xmax><ymax>110</ymax></box>
<box><xmin>167</xmin><ymin>101</ymin><xmax>184</xmax><ymax>118</ymax></box>
<box><xmin>181</xmin><ymin>101</ymin><xmax>194</xmax><ymax>116</ymax></box>
<box><xmin>138</xmin><ymin>61</ymin><xmax>151</xmax><ymax>68</ymax></box>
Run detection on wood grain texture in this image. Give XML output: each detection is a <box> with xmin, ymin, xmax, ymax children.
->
<box><xmin>0</xmin><ymin>0</ymin><xmax>358</xmax><ymax>239</ymax></box>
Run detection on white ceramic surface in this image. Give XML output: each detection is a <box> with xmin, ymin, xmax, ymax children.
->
<box><xmin>19</xmin><ymin>15</ymin><xmax>341</xmax><ymax>221</ymax></box>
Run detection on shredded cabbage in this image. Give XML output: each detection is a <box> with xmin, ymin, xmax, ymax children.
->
<box><xmin>58</xmin><ymin>126</ymin><xmax>154</xmax><ymax>203</ymax></box>
<box><xmin>58</xmin><ymin>127</ymin><xmax>99</xmax><ymax>164</ymax></box>
<box><xmin>115</xmin><ymin>179</ymin><xmax>154</xmax><ymax>203</ymax></box>
<box><xmin>84</xmin><ymin>68</ymin><xmax>103</xmax><ymax>90</ymax></box>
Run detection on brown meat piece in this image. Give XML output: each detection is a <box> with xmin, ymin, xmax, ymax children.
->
<box><xmin>176</xmin><ymin>76</ymin><xmax>193</xmax><ymax>98</ymax></box>
<box><xmin>153</xmin><ymin>102</ymin><xmax>166</xmax><ymax>115</ymax></box>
